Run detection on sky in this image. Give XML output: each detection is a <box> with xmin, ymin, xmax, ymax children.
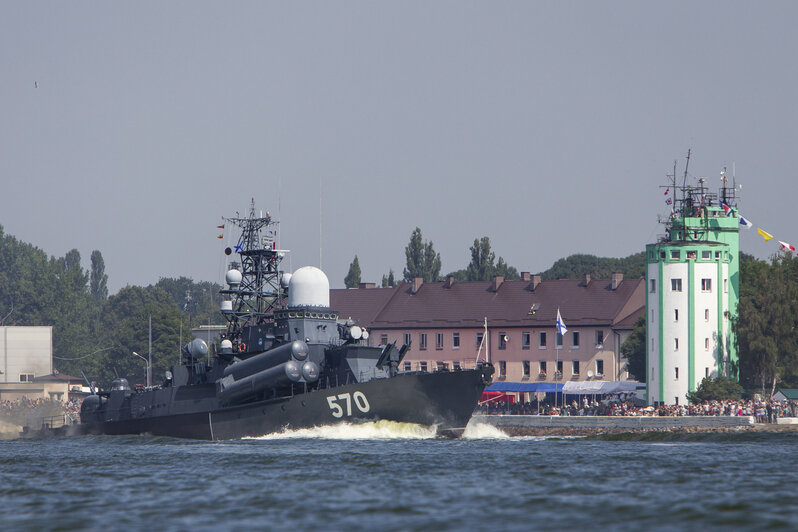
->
<box><xmin>2</xmin><ymin>2</ymin><xmax>798</xmax><ymax>294</ymax></box>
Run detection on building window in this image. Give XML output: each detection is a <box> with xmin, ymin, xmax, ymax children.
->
<box><xmin>539</xmin><ymin>332</ymin><xmax>547</xmax><ymax>348</ymax></box>
<box><xmin>436</xmin><ymin>333</ymin><xmax>444</xmax><ymax>350</ymax></box>
<box><xmin>660</xmin><ymin>251</ymin><xmax>666</xmax><ymax>259</ymax></box>
<box><xmin>476</xmin><ymin>332</ymin><xmax>484</xmax><ymax>348</ymax></box>
<box><xmin>705</xmin><ymin>338</ymin><xmax>710</xmax><ymax>351</ymax></box>
<box><xmin>650</xmin><ymin>279</ymin><xmax>656</xmax><ymax>293</ymax></box>
<box><xmin>675</xmin><ymin>367</ymin><xmax>679</xmax><ymax>380</ymax></box>
<box><xmin>556</xmin><ymin>360</ymin><xmax>563</xmax><ymax>375</ymax></box>
<box><xmin>572</xmin><ymin>360</ymin><xmax>580</xmax><ymax>376</ymax></box>
<box><xmin>724</xmin><ymin>278</ymin><xmax>728</xmax><ymax>293</ymax></box>
<box><xmin>675</xmin><ymin>396</ymin><xmax>679</xmax><ymax>405</ymax></box>
<box><xmin>702</xmin><ymin>250</ymin><xmax>711</xmax><ymax>259</ymax></box>
<box><xmin>715</xmin><ymin>251</ymin><xmax>721</xmax><ymax>259</ymax></box>
<box><xmin>19</xmin><ymin>373</ymin><xmax>34</xmax><ymax>382</ymax></box>
<box><xmin>522</xmin><ymin>332</ymin><xmax>531</xmax><ymax>350</ymax></box>
<box><xmin>453</xmin><ymin>361</ymin><xmax>461</xmax><ymax>371</ymax></box>
<box><xmin>404</xmin><ymin>333</ymin><xmax>412</xmax><ymax>346</ymax></box>
<box><xmin>687</xmin><ymin>250</ymin><xmax>696</xmax><ymax>260</ymax></box>
<box><xmin>671</xmin><ymin>278</ymin><xmax>682</xmax><ymax>291</ymax></box>
<box><xmin>701</xmin><ymin>278</ymin><xmax>712</xmax><ymax>292</ymax></box>
<box><xmin>452</xmin><ymin>332</ymin><xmax>460</xmax><ymax>349</ymax></box>
<box><xmin>404</xmin><ymin>362</ymin><xmax>411</xmax><ymax>372</ymax></box>
<box><xmin>380</xmin><ymin>334</ymin><xmax>388</xmax><ymax>345</ymax></box>
<box><xmin>705</xmin><ymin>367</ymin><xmax>710</xmax><ymax>378</ymax></box>
<box><xmin>596</xmin><ymin>330</ymin><xmax>604</xmax><ymax>347</ymax></box>
<box><xmin>419</xmin><ymin>361</ymin><xmax>428</xmax><ymax>372</ymax></box>
<box><xmin>572</xmin><ymin>331</ymin><xmax>580</xmax><ymax>348</ymax></box>
<box><xmin>674</xmin><ymin>309</ymin><xmax>679</xmax><ymax>321</ymax></box>
<box><xmin>671</xmin><ymin>250</ymin><xmax>681</xmax><ymax>260</ymax></box>
<box><xmin>436</xmin><ymin>361</ymin><xmax>448</xmax><ymax>371</ymax></box>
<box><xmin>499</xmin><ymin>361</ymin><xmax>507</xmax><ymax>378</ymax></box>
<box><xmin>539</xmin><ymin>361</ymin><xmax>547</xmax><ymax>376</ymax></box>
<box><xmin>596</xmin><ymin>360</ymin><xmax>604</xmax><ymax>376</ymax></box>
<box><xmin>705</xmin><ymin>309</ymin><xmax>710</xmax><ymax>322</ymax></box>
<box><xmin>522</xmin><ymin>360</ymin><xmax>531</xmax><ymax>378</ymax></box>
<box><xmin>674</xmin><ymin>338</ymin><xmax>679</xmax><ymax>351</ymax></box>
<box><xmin>556</xmin><ymin>333</ymin><xmax>563</xmax><ymax>349</ymax></box>
<box><xmin>420</xmin><ymin>333</ymin><xmax>427</xmax><ymax>350</ymax></box>
<box><xmin>498</xmin><ymin>332</ymin><xmax>508</xmax><ymax>350</ymax></box>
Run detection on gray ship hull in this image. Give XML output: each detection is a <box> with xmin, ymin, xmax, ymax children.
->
<box><xmin>49</xmin><ymin>368</ymin><xmax>489</xmax><ymax>440</ymax></box>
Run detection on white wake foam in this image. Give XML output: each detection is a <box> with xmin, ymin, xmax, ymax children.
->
<box><xmin>246</xmin><ymin>420</ymin><xmax>438</xmax><ymax>440</ymax></box>
<box><xmin>461</xmin><ymin>421</ymin><xmax>511</xmax><ymax>439</ymax></box>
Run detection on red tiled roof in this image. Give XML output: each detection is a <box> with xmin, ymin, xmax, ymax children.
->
<box><xmin>330</xmin><ymin>277</ymin><xmax>644</xmax><ymax>330</ymax></box>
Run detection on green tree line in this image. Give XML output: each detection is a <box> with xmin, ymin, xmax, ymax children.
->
<box><xmin>0</xmin><ymin>225</ymin><xmax>223</xmax><ymax>387</ymax></box>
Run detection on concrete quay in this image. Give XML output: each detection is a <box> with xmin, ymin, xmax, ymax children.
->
<box><xmin>471</xmin><ymin>414</ymin><xmax>762</xmax><ymax>436</ymax></box>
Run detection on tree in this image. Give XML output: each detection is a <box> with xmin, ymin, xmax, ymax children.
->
<box><xmin>381</xmin><ymin>269</ymin><xmax>395</xmax><ymax>288</ymax></box>
<box><xmin>621</xmin><ymin>315</ymin><xmax>646</xmax><ymax>382</ymax></box>
<box><xmin>541</xmin><ymin>252</ymin><xmax>646</xmax><ymax>280</ymax></box>
<box><xmin>466</xmin><ymin>237</ymin><xmax>495</xmax><ymax>281</ymax></box>
<box><xmin>403</xmin><ymin>228</ymin><xmax>441</xmax><ymax>282</ymax></box>
<box><xmin>90</xmin><ymin>250</ymin><xmax>108</xmax><ymax>302</ymax></box>
<box><xmin>686</xmin><ymin>376</ymin><xmax>743</xmax><ymax>403</ymax></box>
<box><xmin>344</xmin><ymin>255</ymin><xmax>362</xmax><ymax>288</ymax></box>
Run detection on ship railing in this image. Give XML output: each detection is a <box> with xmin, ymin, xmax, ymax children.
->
<box><xmin>36</xmin><ymin>412</ymin><xmax>79</xmax><ymax>430</ymax></box>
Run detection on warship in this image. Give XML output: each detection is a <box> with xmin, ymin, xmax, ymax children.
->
<box><xmin>44</xmin><ymin>202</ymin><xmax>493</xmax><ymax>440</ymax></box>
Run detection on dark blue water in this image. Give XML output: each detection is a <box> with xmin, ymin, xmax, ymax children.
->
<box><xmin>2</xmin><ymin>422</ymin><xmax>797</xmax><ymax>531</ymax></box>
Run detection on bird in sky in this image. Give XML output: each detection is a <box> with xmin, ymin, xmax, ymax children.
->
<box><xmin>34</xmin><ymin>81</ymin><xmax>38</xmax><ymax>88</ymax></box>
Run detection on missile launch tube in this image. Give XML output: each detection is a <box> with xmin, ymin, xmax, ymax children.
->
<box><xmin>218</xmin><ymin>360</ymin><xmax>302</xmax><ymax>405</ymax></box>
<box><xmin>223</xmin><ymin>340</ymin><xmax>309</xmax><ymax>381</ymax></box>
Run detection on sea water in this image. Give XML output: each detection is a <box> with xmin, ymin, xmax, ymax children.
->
<box><xmin>2</xmin><ymin>421</ymin><xmax>797</xmax><ymax>531</ymax></box>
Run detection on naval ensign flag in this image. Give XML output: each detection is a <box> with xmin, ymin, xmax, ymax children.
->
<box><xmin>556</xmin><ymin>308</ymin><xmax>567</xmax><ymax>337</ymax></box>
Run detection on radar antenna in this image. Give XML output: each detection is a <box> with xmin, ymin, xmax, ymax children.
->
<box><xmin>220</xmin><ymin>199</ymin><xmax>286</xmax><ymax>345</ymax></box>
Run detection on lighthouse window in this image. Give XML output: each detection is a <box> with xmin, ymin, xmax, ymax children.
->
<box><xmin>724</xmin><ymin>279</ymin><xmax>728</xmax><ymax>293</ymax></box>
<box><xmin>701</xmin><ymin>278</ymin><xmax>712</xmax><ymax>292</ymax></box>
<box><xmin>650</xmin><ymin>279</ymin><xmax>656</xmax><ymax>293</ymax></box>
<box><xmin>702</xmin><ymin>250</ymin><xmax>711</xmax><ymax>259</ymax></box>
<box><xmin>674</xmin><ymin>338</ymin><xmax>679</xmax><ymax>351</ymax></box>
<box><xmin>671</xmin><ymin>250</ymin><xmax>681</xmax><ymax>260</ymax></box>
<box><xmin>705</xmin><ymin>338</ymin><xmax>710</xmax><ymax>351</ymax></box>
<box><xmin>671</xmin><ymin>278</ymin><xmax>682</xmax><ymax>292</ymax></box>
<box><xmin>674</xmin><ymin>309</ymin><xmax>679</xmax><ymax>321</ymax></box>
<box><xmin>660</xmin><ymin>251</ymin><xmax>666</xmax><ymax>259</ymax></box>
<box><xmin>715</xmin><ymin>251</ymin><xmax>721</xmax><ymax>259</ymax></box>
<box><xmin>687</xmin><ymin>250</ymin><xmax>696</xmax><ymax>259</ymax></box>
<box><xmin>675</xmin><ymin>367</ymin><xmax>679</xmax><ymax>380</ymax></box>
<box><xmin>705</xmin><ymin>309</ymin><xmax>710</xmax><ymax>321</ymax></box>
<box><xmin>419</xmin><ymin>333</ymin><xmax>427</xmax><ymax>350</ymax></box>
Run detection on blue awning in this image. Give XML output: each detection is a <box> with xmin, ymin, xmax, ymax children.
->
<box><xmin>485</xmin><ymin>382</ymin><xmax>563</xmax><ymax>393</ymax></box>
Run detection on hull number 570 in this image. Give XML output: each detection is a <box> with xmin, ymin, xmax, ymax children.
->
<box><xmin>327</xmin><ymin>391</ymin><xmax>370</xmax><ymax>418</ymax></box>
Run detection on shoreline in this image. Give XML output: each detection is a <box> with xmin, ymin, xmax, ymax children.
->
<box><xmin>472</xmin><ymin>414</ymin><xmax>798</xmax><ymax>437</ymax></box>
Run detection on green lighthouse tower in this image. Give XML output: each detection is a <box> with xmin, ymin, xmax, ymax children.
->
<box><xmin>645</xmin><ymin>162</ymin><xmax>740</xmax><ymax>405</ymax></box>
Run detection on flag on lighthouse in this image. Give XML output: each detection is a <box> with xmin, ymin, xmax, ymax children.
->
<box><xmin>556</xmin><ymin>308</ymin><xmax>567</xmax><ymax>337</ymax></box>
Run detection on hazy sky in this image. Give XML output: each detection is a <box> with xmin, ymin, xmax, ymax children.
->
<box><xmin>2</xmin><ymin>2</ymin><xmax>797</xmax><ymax>294</ymax></box>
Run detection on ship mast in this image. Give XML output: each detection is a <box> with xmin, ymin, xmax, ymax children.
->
<box><xmin>220</xmin><ymin>199</ymin><xmax>285</xmax><ymax>343</ymax></box>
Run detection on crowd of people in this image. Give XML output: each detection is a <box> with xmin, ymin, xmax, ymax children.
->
<box><xmin>0</xmin><ymin>397</ymin><xmax>82</xmax><ymax>427</ymax></box>
<box><xmin>477</xmin><ymin>396</ymin><xmax>798</xmax><ymax>422</ymax></box>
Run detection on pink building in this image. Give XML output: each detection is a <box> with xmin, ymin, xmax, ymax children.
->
<box><xmin>330</xmin><ymin>273</ymin><xmax>643</xmax><ymax>385</ymax></box>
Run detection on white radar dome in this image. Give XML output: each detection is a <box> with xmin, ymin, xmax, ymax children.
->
<box><xmin>226</xmin><ymin>269</ymin><xmax>242</xmax><ymax>287</ymax></box>
<box><xmin>288</xmin><ymin>266</ymin><xmax>330</xmax><ymax>308</ymax></box>
<box><xmin>281</xmin><ymin>272</ymin><xmax>292</xmax><ymax>288</ymax></box>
